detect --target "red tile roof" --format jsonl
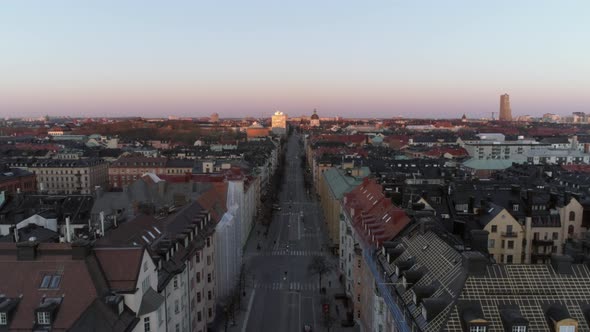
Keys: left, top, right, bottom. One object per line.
{"left": 0, "top": 243, "right": 98, "bottom": 330}
{"left": 94, "top": 247, "right": 144, "bottom": 292}
{"left": 344, "top": 178, "right": 410, "bottom": 247}
{"left": 196, "top": 182, "right": 228, "bottom": 222}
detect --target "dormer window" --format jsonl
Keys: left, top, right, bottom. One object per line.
{"left": 512, "top": 327, "right": 526, "bottom": 332}
{"left": 559, "top": 327, "right": 575, "bottom": 332}
{"left": 37, "top": 311, "right": 51, "bottom": 325}
{"left": 469, "top": 326, "right": 486, "bottom": 332}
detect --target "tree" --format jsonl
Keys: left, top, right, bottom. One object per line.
{"left": 308, "top": 255, "right": 335, "bottom": 292}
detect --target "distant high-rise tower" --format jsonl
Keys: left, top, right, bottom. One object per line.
{"left": 209, "top": 113, "right": 219, "bottom": 123}
{"left": 499, "top": 94, "right": 512, "bottom": 121}
{"left": 271, "top": 110, "right": 288, "bottom": 135}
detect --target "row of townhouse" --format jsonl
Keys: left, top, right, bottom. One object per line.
{"left": 96, "top": 202, "right": 217, "bottom": 332}
{"left": 325, "top": 172, "right": 590, "bottom": 331}
{"left": 0, "top": 202, "right": 215, "bottom": 332}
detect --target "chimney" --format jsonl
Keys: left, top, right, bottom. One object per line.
{"left": 470, "top": 230, "right": 489, "bottom": 254}
{"left": 65, "top": 217, "right": 72, "bottom": 243}
{"left": 16, "top": 240, "right": 39, "bottom": 261}
{"left": 100, "top": 211, "right": 105, "bottom": 236}
{"left": 550, "top": 254, "right": 573, "bottom": 274}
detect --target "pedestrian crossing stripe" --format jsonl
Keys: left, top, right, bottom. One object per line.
{"left": 253, "top": 282, "right": 320, "bottom": 291}
{"left": 244, "top": 250, "right": 327, "bottom": 257}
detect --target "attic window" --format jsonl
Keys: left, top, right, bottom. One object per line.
{"left": 39, "top": 275, "right": 61, "bottom": 289}
{"left": 37, "top": 311, "right": 51, "bottom": 325}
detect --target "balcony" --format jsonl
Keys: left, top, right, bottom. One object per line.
{"left": 501, "top": 232, "right": 518, "bottom": 238}
{"left": 532, "top": 238, "right": 554, "bottom": 246}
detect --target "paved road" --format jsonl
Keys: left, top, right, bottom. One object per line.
{"left": 234, "top": 132, "right": 346, "bottom": 332}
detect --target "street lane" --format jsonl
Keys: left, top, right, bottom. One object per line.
{"left": 239, "top": 131, "right": 346, "bottom": 332}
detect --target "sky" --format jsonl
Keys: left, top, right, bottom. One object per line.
{"left": 1, "top": 1, "right": 589, "bottom": 119}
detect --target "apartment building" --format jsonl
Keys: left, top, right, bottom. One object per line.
{"left": 97, "top": 202, "right": 217, "bottom": 332}
{"left": 18, "top": 158, "right": 108, "bottom": 194}
{"left": 373, "top": 219, "right": 590, "bottom": 332}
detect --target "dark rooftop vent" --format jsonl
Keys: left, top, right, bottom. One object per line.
{"left": 394, "top": 257, "right": 415, "bottom": 276}
{"left": 105, "top": 295, "right": 124, "bottom": 316}
{"left": 462, "top": 251, "right": 489, "bottom": 276}
{"left": 545, "top": 303, "right": 572, "bottom": 324}
{"left": 499, "top": 306, "right": 529, "bottom": 332}
{"left": 386, "top": 246, "right": 404, "bottom": 263}
{"left": 411, "top": 284, "right": 436, "bottom": 305}
{"left": 550, "top": 254, "right": 574, "bottom": 274}
{"left": 16, "top": 240, "right": 39, "bottom": 261}
{"left": 421, "top": 297, "right": 449, "bottom": 321}
{"left": 402, "top": 267, "right": 426, "bottom": 289}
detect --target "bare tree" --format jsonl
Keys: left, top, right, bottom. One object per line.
{"left": 308, "top": 255, "right": 335, "bottom": 292}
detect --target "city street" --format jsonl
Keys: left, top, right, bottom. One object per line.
{"left": 231, "top": 132, "right": 355, "bottom": 332}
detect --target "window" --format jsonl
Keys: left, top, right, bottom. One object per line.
{"left": 208, "top": 307, "right": 212, "bottom": 317}
{"left": 40, "top": 275, "right": 61, "bottom": 289}
{"left": 507, "top": 240, "right": 514, "bottom": 249}
{"left": 158, "top": 306, "right": 164, "bottom": 326}
{"left": 552, "top": 232, "right": 559, "bottom": 240}
{"left": 197, "top": 292, "right": 201, "bottom": 303}
{"left": 144, "top": 317, "right": 151, "bottom": 332}
{"left": 143, "top": 261, "right": 148, "bottom": 272}
{"left": 37, "top": 312, "right": 51, "bottom": 325}
{"left": 506, "top": 255, "right": 513, "bottom": 263}
{"left": 506, "top": 225, "right": 513, "bottom": 233}
{"left": 175, "top": 323, "right": 180, "bottom": 332}
{"left": 491, "top": 225, "right": 497, "bottom": 233}
{"left": 207, "top": 273, "right": 211, "bottom": 283}
{"left": 470, "top": 326, "right": 486, "bottom": 332}
{"left": 207, "top": 237, "right": 211, "bottom": 247}
{"left": 559, "top": 327, "right": 575, "bottom": 332}
{"left": 488, "top": 239, "right": 495, "bottom": 248}
{"left": 174, "top": 276, "right": 178, "bottom": 289}
{"left": 175, "top": 300, "right": 179, "bottom": 314}
{"left": 207, "top": 256, "right": 211, "bottom": 266}
{"left": 569, "top": 211, "right": 575, "bottom": 221}
{"left": 501, "top": 240, "right": 505, "bottom": 249}
{"left": 0, "top": 312, "right": 7, "bottom": 325}
{"left": 208, "top": 290, "right": 212, "bottom": 300}
{"left": 196, "top": 253, "right": 200, "bottom": 263}
{"left": 196, "top": 272, "right": 201, "bottom": 283}
{"left": 197, "top": 311, "right": 202, "bottom": 322}
{"left": 512, "top": 326, "right": 526, "bottom": 332}
{"left": 142, "top": 276, "right": 151, "bottom": 293}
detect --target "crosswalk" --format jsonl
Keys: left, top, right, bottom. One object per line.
{"left": 247, "top": 250, "right": 325, "bottom": 257}
{"left": 254, "top": 282, "right": 320, "bottom": 291}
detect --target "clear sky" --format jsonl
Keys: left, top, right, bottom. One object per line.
{"left": 1, "top": 1, "right": 589, "bottom": 118}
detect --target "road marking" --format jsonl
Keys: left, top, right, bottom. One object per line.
{"left": 241, "top": 288, "right": 256, "bottom": 332}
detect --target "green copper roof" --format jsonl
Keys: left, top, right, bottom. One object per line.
{"left": 322, "top": 167, "right": 370, "bottom": 199}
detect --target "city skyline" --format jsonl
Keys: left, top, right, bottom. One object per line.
{"left": 1, "top": 1, "right": 589, "bottom": 118}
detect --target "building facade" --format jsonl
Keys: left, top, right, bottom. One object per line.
{"left": 499, "top": 93, "right": 512, "bottom": 121}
